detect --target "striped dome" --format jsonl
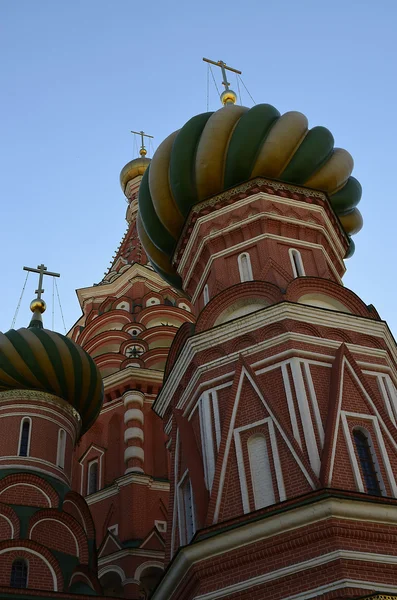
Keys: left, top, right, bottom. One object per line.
{"left": 138, "top": 103, "right": 362, "bottom": 289}
{"left": 0, "top": 326, "right": 103, "bottom": 433}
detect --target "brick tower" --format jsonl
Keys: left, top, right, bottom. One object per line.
{"left": 0, "top": 295, "right": 107, "bottom": 597}
{"left": 69, "top": 146, "right": 194, "bottom": 599}
{"left": 137, "top": 91, "right": 397, "bottom": 599}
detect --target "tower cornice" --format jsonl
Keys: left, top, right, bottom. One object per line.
{"left": 154, "top": 301, "right": 397, "bottom": 418}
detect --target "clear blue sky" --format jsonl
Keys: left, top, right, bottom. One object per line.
{"left": 1, "top": 0, "right": 397, "bottom": 336}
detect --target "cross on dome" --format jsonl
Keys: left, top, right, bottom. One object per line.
{"left": 203, "top": 57, "right": 241, "bottom": 105}
{"left": 131, "top": 129, "right": 154, "bottom": 157}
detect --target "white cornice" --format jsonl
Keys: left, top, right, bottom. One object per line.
{"left": 178, "top": 192, "right": 346, "bottom": 275}
{"left": 85, "top": 471, "right": 169, "bottom": 505}
{"left": 154, "top": 302, "right": 397, "bottom": 418}
{"left": 190, "top": 235, "right": 343, "bottom": 304}
{"left": 76, "top": 264, "right": 167, "bottom": 306}
{"left": 151, "top": 497, "right": 397, "bottom": 600}
{"left": 98, "top": 548, "right": 164, "bottom": 566}
{"left": 103, "top": 365, "right": 164, "bottom": 391}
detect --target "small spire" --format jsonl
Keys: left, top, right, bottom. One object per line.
{"left": 131, "top": 130, "right": 154, "bottom": 158}
{"left": 203, "top": 57, "right": 241, "bottom": 105}
{"left": 23, "top": 264, "right": 60, "bottom": 329}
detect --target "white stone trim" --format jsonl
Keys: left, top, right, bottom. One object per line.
{"left": 302, "top": 361, "right": 324, "bottom": 447}
{"left": 124, "top": 446, "right": 144, "bottom": 462}
{"left": 134, "top": 560, "right": 164, "bottom": 581}
{"left": 154, "top": 302, "right": 397, "bottom": 418}
{"left": 194, "top": 559, "right": 396, "bottom": 600}
{"left": 124, "top": 427, "right": 144, "bottom": 443}
{"left": 0, "top": 482, "right": 52, "bottom": 506}
{"left": 281, "top": 363, "right": 302, "bottom": 447}
{"left": 123, "top": 391, "right": 145, "bottom": 408}
{"left": 0, "top": 513, "right": 14, "bottom": 538}
{"left": 290, "top": 359, "right": 320, "bottom": 474}
{"left": 124, "top": 409, "right": 144, "bottom": 425}
{"left": 199, "top": 392, "right": 216, "bottom": 491}
{"left": 151, "top": 498, "right": 397, "bottom": 600}
{"left": 214, "top": 367, "right": 315, "bottom": 523}
{"left": 98, "top": 564, "right": 126, "bottom": 582}
{"left": 30, "top": 518, "right": 79, "bottom": 556}
{"left": 171, "top": 430, "right": 180, "bottom": 559}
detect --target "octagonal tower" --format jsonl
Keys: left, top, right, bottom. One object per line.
{"left": 138, "top": 98, "right": 397, "bottom": 600}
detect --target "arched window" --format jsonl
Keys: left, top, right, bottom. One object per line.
{"left": 238, "top": 252, "right": 254, "bottom": 283}
{"left": 10, "top": 558, "right": 28, "bottom": 588}
{"left": 247, "top": 434, "right": 275, "bottom": 509}
{"left": 87, "top": 460, "right": 98, "bottom": 495}
{"left": 18, "top": 418, "right": 31, "bottom": 457}
{"left": 203, "top": 284, "right": 209, "bottom": 306}
{"left": 57, "top": 429, "right": 66, "bottom": 469}
{"left": 353, "top": 429, "right": 381, "bottom": 496}
{"left": 289, "top": 248, "right": 305, "bottom": 277}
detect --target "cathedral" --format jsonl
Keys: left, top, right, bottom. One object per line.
{"left": 0, "top": 62, "right": 397, "bottom": 600}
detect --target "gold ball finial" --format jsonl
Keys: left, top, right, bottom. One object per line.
{"left": 221, "top": 89, "right": 237, "bottom": 105}
{"left": 30, "top": 298, "right": 46, "bottom": 314}
{"left": 139, "top": 148, "right": 147, "bottom": 157}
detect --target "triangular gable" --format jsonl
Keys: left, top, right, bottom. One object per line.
{"left": 98, "top": 531, "right": 122, "bottom": 558}
{"left": 78, "top": 443, "right": 106, "bottom": 464}
{"left": 139, "top": 528, "right": 165, "bottom": 551}
{"left": 208, "top": 356, "right": 319, "bottom": 525}
{"left": 321, "top": 344, "right": 397, "bottom": 489}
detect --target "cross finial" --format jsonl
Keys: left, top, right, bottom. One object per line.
{"left": 131, "top": 130, "right": 154, "bottom": 158}
{"left": 23, "top": 264, "right": 60, "bottom": 325}
{"left": 203, "top": 57, "right": 241, "bottom": 105}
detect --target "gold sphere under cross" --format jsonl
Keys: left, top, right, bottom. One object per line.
{"left": 221, "top": 89, "right": 237, "bottom": 105}
{"left": 30, "top": 299, "right": 46, "bottom": 314}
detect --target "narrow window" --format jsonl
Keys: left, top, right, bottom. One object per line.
{"left": 248, "top": 434, "right": 275, "bottom": 509}
{"left": 180, "top": 475, "right": 195, "bottom": 543}
{"left": 10, "top": 558, "right": 28, "bottom": 588}
{"left": 238, "top": 252, "right": 253, "bottom": 282}
{"left": 289, "top": 248, "right": 305, "bottom": 277}
{"left": 57, "top": 429, "right": 66, "bottom": 469}
{"left": 203, "top": 284, "right": 209, "bottom": 306}
{"left": 353, "top": 429, "right": 381, "bottom": 496}
{"left": 87, "top": 460, "right": 99, "bottom": 495}
{"left": 18, "top": 419, "right": 31, "bottom": 457}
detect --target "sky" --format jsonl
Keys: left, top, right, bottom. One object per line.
{"left": 1, "top": 0, "right": 397, "bottom": 336}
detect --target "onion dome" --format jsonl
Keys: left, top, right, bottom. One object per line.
{"left": 120, "top": 156, "right": 151, "bottom": 196}
{"left": 138, "top": 103, "right": 363, "bottom": 289}
{"left": 0, "top": 318, "right": 104, "bottom": 434}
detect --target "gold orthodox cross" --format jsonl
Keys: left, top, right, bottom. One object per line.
{"left": 23, "top": 264, "right": 60, "bottom": 300}
{"left": 202, "top": 57, "right": 241, "bottom": 92}
{"left": 131, "top": 130, "right": 154, "bottom": 157}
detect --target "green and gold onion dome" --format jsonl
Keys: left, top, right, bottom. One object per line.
{"left": 0, "top": 301, "right": 103, "bottom": 434}
{"left": 138, "top": 103, "right": 363, "bottom": 289}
